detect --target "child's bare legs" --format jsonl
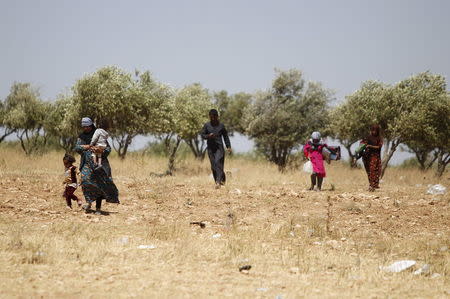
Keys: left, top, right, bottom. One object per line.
{"left": 317, "top": 176, "right": 323, "bottom": 191}
{"left": 309, "top": 174, "right": 317, "bottom": 190}
{"left": 94, "top": 146, "right": 105, "bottom": 169}
{"left": 309, "top": 174, "right": 323, "bottom": 191}
{"left": 91, "top": 153, "right": 98, "bottom": 165}
{"left": 64, "top": 186, "right": 80, "bottom": 208}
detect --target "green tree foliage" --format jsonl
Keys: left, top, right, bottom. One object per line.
{"left": 67, "top": 66, "right": 136, "bottom": 158}
{"left": 0, "top": 99, "right": 16, "bottom": 143}
{"left": 64, "top": 66, "right": 170, "bottom": 159}
{"left": 328, "top": 102, "right": 365, "bottom": 167}
{"left": 332, "top": 81, "right": 403, "bottom": 176}
{"left": 395, "top": 72, "right": 450, "bottom": 176}
{"left": 330, "top": 72, "right": 449, "bottom": 177}
{"left": 329, "top": 81, "right": 393, "bottom": 168}
{"left": 174, "top": 83, "right": 213, "bottom": 160}
{"left": 244, "top": 69, "right": 331, "bottom": 171}
{"left": 144, "top": 86, "right": 181, "bottom": 175}
{"left": 213, "top": 90, "right": 252, "bottom": 135}
{"left": 3, "top": 83, "right": 49, "bottom": 154}
{"left": 45, "top": 95, "right": 79, "bottom": 152}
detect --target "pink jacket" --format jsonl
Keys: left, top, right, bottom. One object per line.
{"left": 303, "top": 141, "right": 327, "bottom": 177}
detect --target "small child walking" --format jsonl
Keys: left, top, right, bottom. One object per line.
{"left": 303, "top": 131, "right": 330, "bottom": 191}
{"left": 89, "top": 120, "right": 109, "bottom": 169}
{"left": 63, "top": 154, "right": 82, "bottom": 208}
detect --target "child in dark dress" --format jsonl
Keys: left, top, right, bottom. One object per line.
{"left": 62, "top": 154, "right": 82, "bottom": 208}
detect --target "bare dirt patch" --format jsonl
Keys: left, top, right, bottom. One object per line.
{"left": 0, "top": 149, "right": 448, "bottom": 298}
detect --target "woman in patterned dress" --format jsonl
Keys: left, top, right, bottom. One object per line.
{"left": 361, "top": 124, "right": 383, "bottom": 192}
{"left": 74, "top": 117, "right": 119, "bottom": 214}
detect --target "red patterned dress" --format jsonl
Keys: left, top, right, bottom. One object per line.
{"left": 361, "top": 137, "right": 382, "bottom": 189}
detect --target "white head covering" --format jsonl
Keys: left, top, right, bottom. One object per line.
{"left": 81, "top": 117, "right": 93, "bottom": 127}
{"left": 311, "top": 131, "right": 321, "bottom": 140}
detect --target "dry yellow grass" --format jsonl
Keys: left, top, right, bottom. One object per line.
{"left": 0, "top": 148, "right": 449, "bottom": 298}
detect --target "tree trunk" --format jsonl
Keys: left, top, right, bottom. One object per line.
{"left": 185, "top": 137, "right": 207, "bottom": 161}
{"left": 119, "top": 135, "right": 134, "bottom": 160}
{"left": 380, "top": 138, "right": 401, "bottom": 178}
{"left": 435, "top": 149, "right": 449, "bottom": 177}
{"left": 426, "top": 150, "right": 439, "bottom": 170}
{"left": 113, "top": 134, "right": 135, "bottom": 160}
{"left": 18, "top": 130, "right": 29, "bottom": 155}
{"left": 17, "top": 129, "right": 42, "bottom": 155}
{"left": 166, "top": 136, "right": 182, "bottom": 175}
{"left": 60, "top": 137, "right": 77, "bottom": 153}
{"left": 343, "top": 143, "right": 357, "bottom": 168}
{"left": 0, "top": 128, "right": 15, "bottom": 143}
{"left": 414, "top": 151, "right": 427, "bottom": 170}
{"left": 275, "top": 147, "right": 290, "bottom": 172}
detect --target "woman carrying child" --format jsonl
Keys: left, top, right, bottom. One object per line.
{"left": 74, "top": 117, "right": 119, "bottom": 215}
{"left": 361, "top": 124, "right": 383, "bottom": 192}
{"left": 303, "top": 131, "right": 330, "bottom": 191}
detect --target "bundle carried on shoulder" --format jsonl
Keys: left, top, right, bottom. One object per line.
{"left": 322, "top": 146, "right": 341, "bottom": 161}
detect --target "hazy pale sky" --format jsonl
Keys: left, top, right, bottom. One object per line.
{"left": 1, "top": 0, "right": 449, "bottom": 100}
{"left": 1, "top": 0, "right": 449, "bottom": 160}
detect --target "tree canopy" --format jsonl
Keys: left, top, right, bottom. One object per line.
{"left": 244, "top": 69, "right": 332, "bottom": 170}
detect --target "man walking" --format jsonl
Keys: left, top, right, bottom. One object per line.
{"left": 200, "top": 109, "right": 232, "bottom": 188}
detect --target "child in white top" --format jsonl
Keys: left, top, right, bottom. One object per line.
{"left": 90, "top": 120, "right": 109, "bottom": 168}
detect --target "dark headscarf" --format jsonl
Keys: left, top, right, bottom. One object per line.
{"left": 78, "top": 124, "right": 96, "bottom": 144}
{"left": 367, "top": 124, "right": 381, "bottom": 145}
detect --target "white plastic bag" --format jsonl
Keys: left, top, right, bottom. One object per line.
{"left": 380, "top": 260, "right": 416, "bottom": 273}
{"left": 426, "top": 184, "right": 446, "bottom": 195}
{"left": 302, "top": 161, "right": 313, "bottom": 174}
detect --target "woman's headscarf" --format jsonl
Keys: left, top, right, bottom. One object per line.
{"left": 367, "top": 124, "right": 381, "bottom": 145}
{"left": 78, "top": 125, "right": 96, "bottom": 144}
{"left": 78, "top": 117, "right": 96, "bottom": 144}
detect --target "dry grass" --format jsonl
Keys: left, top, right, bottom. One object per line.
{"left": 0, "top": 148, "right": 449, "bottom": 298}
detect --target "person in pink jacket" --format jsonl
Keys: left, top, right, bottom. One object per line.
{"left": 303, "top": 131, "right": 329, "bottom": 191}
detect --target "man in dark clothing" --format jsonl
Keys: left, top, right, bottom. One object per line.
{"left": 200, "top": 109, "right": 232, "bottom": 188}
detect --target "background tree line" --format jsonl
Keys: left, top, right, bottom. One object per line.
{"left": 0, "top": 66, "right": 448, "bottom": 176}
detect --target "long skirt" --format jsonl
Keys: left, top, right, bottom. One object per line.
{"left": 363, "top": 154, "right": 381, "bottom": 188}
{"left": 80, "top": 151, "right": 119, "bottom": 204}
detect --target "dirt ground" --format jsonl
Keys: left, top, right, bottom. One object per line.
{"left": 0, "top": 149, "right": 449, "bottom": 298}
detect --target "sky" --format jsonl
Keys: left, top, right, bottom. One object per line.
{"left": 1, "top": 0, "right": 449, "bottom": 162}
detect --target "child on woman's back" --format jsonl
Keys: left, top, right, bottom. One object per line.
{"left": 62, "top": 154, "right": 82, "bottom": 208}
{"left": 303, "top": 131, "right": 330, "bottom": 191}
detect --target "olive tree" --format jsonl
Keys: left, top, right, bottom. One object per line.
{"left": 331, "top": 72, "right": 449, "bottom": 177}
{"left": 65, "top": 66, "right": 158, "bottom": 159}
{"left": 328, "top": 102, "right": 367, "bottom": 167}
{"left": 174, "top": 83, "right": 213, "bottom": 160}
{"left": 244, "top": 69, "right": 331, "bottom": 171}
{"left": 3, "top": 82, "right": 49, "bottom": 154}
{"left": 213, "top": 90, "right": 252, "bottom": 135}
{"left": 395, "top": 72, "right": 450, "bottom": 176}
{"left": 0, "top": 99, "right": 16, "bottom": 143}
{"left": 45, "top": 95, "right": 79, "bottom": 152}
